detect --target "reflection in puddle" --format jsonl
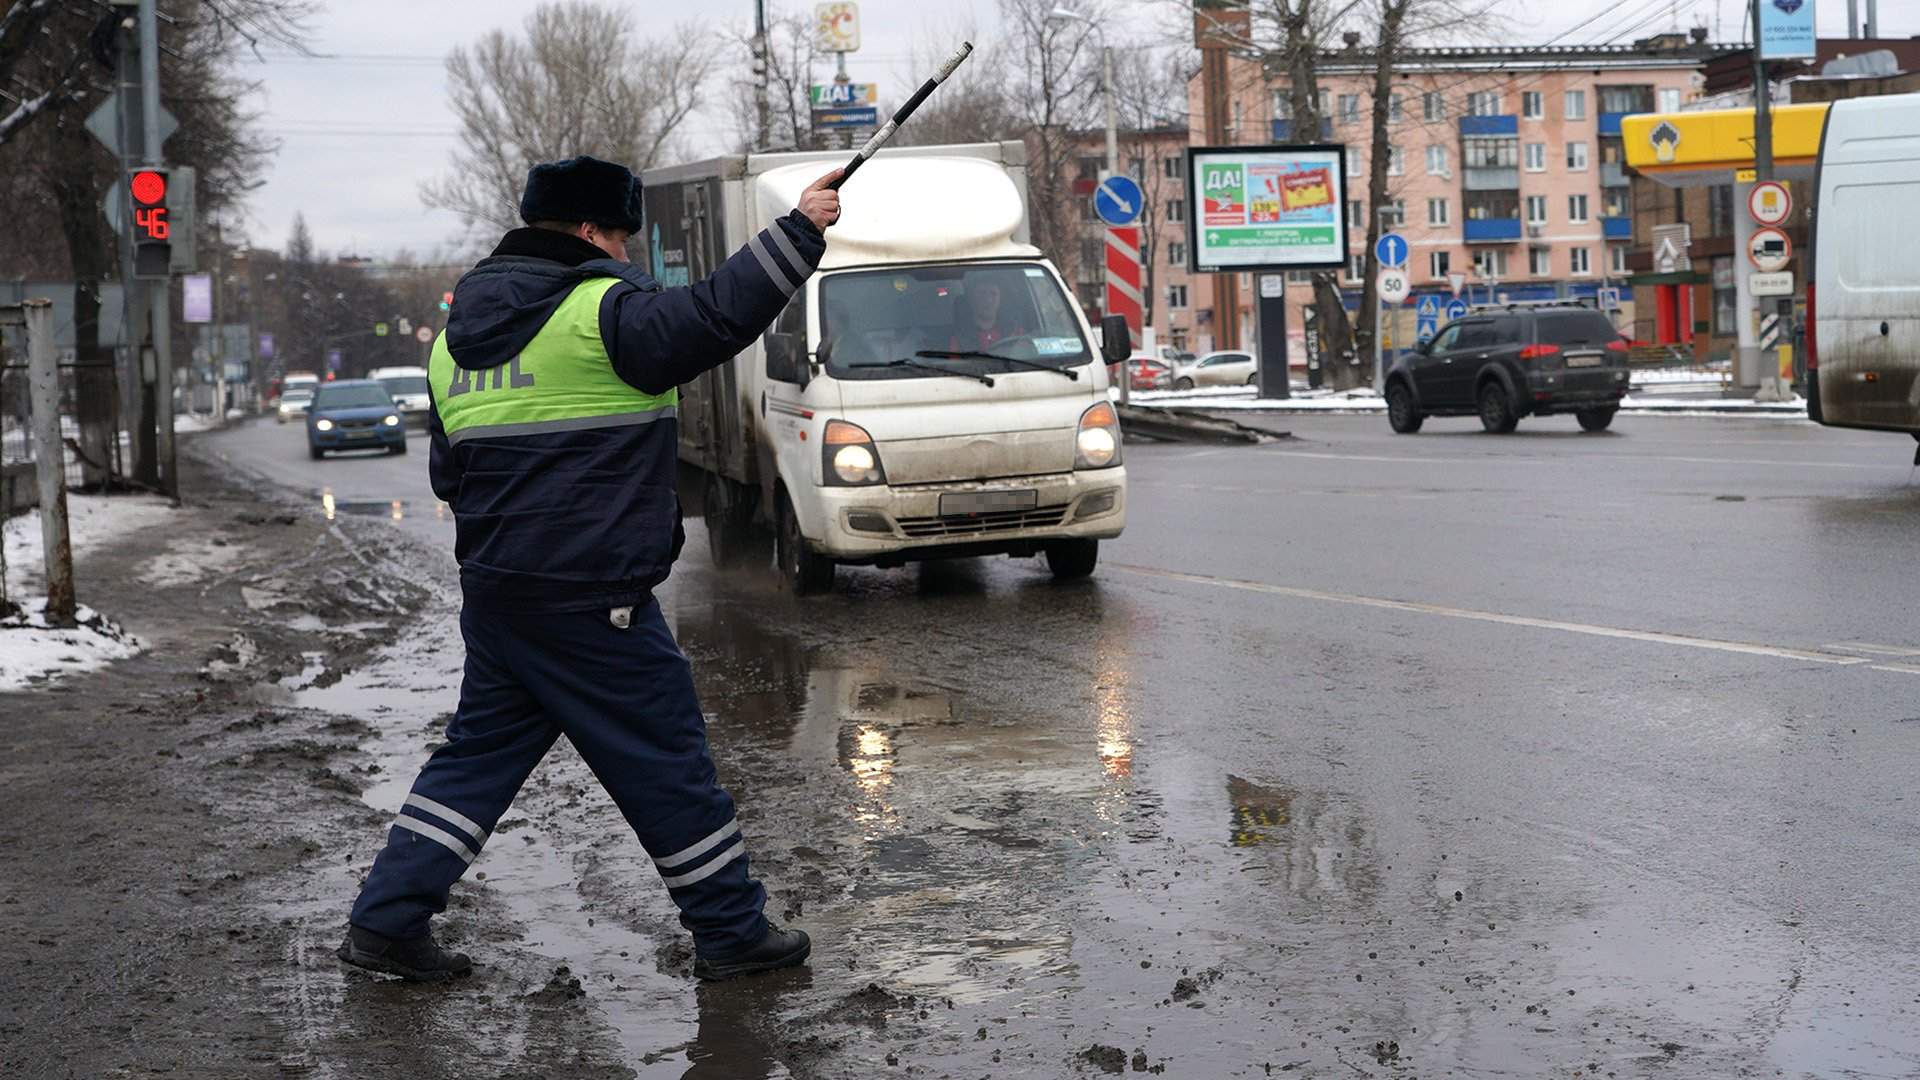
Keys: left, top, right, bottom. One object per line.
{"left": 1225, "top": 774, "right": 1382, "bottom": 905}
{"left": 319, "top": 487, "right": 450, "bottom": 522}
{"left": 1093, "top": 648, "right": 1133, "bottom": 779}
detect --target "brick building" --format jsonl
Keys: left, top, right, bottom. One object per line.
{"left": 1181, "top": 34, "right": 1720, "bottom": 363}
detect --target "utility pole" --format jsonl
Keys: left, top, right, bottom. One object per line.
{"left": 23, "top": 300, "right": 77, "bottom": 627}
{"left": 753, "top": 0, "right": 771, "bottom": 151}
{"left": 1746, "top": 0, "right": 1795, "bottom": 402}
{"left": 139, "top": 0, "right": 177, "bottom": 503}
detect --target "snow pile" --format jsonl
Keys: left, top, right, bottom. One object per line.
{"left": 0, "top": 600, "right": 142, "bottom": 692}
{"left": 4, "top": 495, "right": 178, "bottom": 595}
{"left": 140, "top": 536, "right": 246, "bottom": 588}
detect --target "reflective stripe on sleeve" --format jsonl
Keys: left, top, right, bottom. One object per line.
{"left": 393, "top": 814, "right": 479, "bottom": 864}
{"left": 653, "top": 819, "right": 740, "bottom": 870}
{"left": 747, "top": 233, "right": 799, "bottom": 296}
{"left": 659, "top": 840, "right": 746, "bottom": 889}
{"left": 404, "top": 793, "right": 487, "bottom": 843}
{"left": 764, "top": 223, "right": 810, "bottom": 282}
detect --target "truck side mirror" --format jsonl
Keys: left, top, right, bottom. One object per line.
{"left": 1100, "top": 315, "right": 1131, "bottom": 364}
{"left": 766, "top": 333, "right": 808, "bottom": 387}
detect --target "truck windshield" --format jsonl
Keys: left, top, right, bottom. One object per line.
{"left": 819, "top": 263, "right": 1090, "bottom": 380}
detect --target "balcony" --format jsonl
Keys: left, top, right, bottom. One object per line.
{"left": 1602, "top": 216, "right": 1632, "bottom": 240}
{"left": 1459, "top": 114, "right": 1518, "bottom": 137}
{"left": 1464, "top": 218, "right": 1523, "bottom": 243}
{"left": 1463, "top": 166, "right": 1520, "bottom": 191}
{"left": 1598, "top": 112, "right": 1630, "bottom": 137}
{"left": 1271, "top": 118, "right": 1333, "bottom": 142}
{"left": 1600, "top": 161, "right": 1629, "bottom": 187}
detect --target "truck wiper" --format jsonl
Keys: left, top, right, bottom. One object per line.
{"left": 847, "top": 358, "right": 996, "bottom": 387}
{"left": 916, "top": 349, "right": 1080, "bottom": 380}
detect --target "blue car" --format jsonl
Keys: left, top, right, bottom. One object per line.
{"left": 306, "top": 379, "right": 408, "bottom": 459}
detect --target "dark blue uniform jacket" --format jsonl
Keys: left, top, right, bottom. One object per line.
{"left": 430, "top": 212, "right": 825, "bottom": 612}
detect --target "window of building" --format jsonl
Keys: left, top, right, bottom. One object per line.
{"left": 1523, "top": 142, "right": 1545, "bottom": 172}
{"left": 1430, "top": 250, "right": 1451, "bottom": 278}
{"left": 1426, "top": 144, "right": 1448, "bottom": 175}
{"left": 1569, "top": 247, "right": 1591, "bottom": 275}
{"left": 1566, "top": 141, "right": 1589, "bottom": 170}
{"left": 1168, "top": 241, "right": 1186, "bottom": 265}
{"left": 1713, "top": 256, "right": 1736, "bottom": 333}
{"left": 1609, "top": 244, "right": 1628, "bottom": 274}
{"left": 1428, "top": 197, "right": 1449, "bottom": 226}
{"left": 1387, "top": 94, "right": 1404, "bottom": 122}
{"left": 1708, "top": 183, "right": 1734, "bottom": 235}
{"left": 1171, "top": 329, "right": 1188, "bottom": 350}
{"left": 1083, "top": 196, "right": 1103, "bottom": 222}
{"left": 1168, "top": 199, "right": 1185, "bottom": 223}
{"left": 1347, "top": 253, "right": 1366, "bottom": 281}
{"left": 1286, "top": 270, "right": 1314, "bottom": 284}
{"left": 1463, "top": 137, "right": 1518, "bottom": 168}
{"left": 1525, "top": 194, "right": 1548, "bottom": 224}
{"left": 1163, "top": 156, "right": 1182, "bottom": 179}
{"left": 1348, "top": 200, "right": 1365, "bottom": 228}
{"left": 1464, "top": 190, "right": 1519, "bottom": 221}
{"left": 1272, "top": 89, "right": 1290, "bottom": 119}
{"left": 1602, "top": 187, "right": 1629, "bottom": 218}
{"left": 1658, "top": 87, "right": 1681, "bottom": 113}
{"left": 1472, "top": 249, "right": 1508, "bottom": 277}
{"left": 1423, "top": 90, "right": 1446, "bottom": 121}
{"left": 1382, "top": 199, "right": 1406, "bottom": 228}
{"left": 1347, "top": 153, "right": 1361, "bottom": 177}
{"left": 1076, "top": 155, "right": 1102, "bottom": 181}
{"left": 1522, "top": 91, "right": 1543, "bottom": 119}
{"left": 1568, "top": 193, "right": 1589, "bottom": 222}
{"left": 1338, "top": 94, "right": 1361, "bottom": 124}
{"left": 1388, "top": 145, "right": 1404, "bottom": 175}
{"left": 1598, "top": 85, "right": 1653, "bottom": 114}
{"left": 1128, "top": 158, "right": 1145, "bottom": 180}
{"left": 1564, "top": 89, "right": 1587, "bottom": 121}
{"left": 1529, "top": 247, "right": 1551, "bottom": 276}
{"left": 1468, "top": 91, "right": 1501, "bottom": 116}
{"left": 1078, "top": 238, "right": 1103, "bottom": 281}
{"left": 1168, "top": 284, "right": 1188, "bottom": 309}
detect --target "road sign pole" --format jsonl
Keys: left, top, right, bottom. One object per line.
{"left": 1732, "top": 178, "right": 1761, "bottom": 393}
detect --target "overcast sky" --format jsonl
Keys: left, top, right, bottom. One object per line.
{"left": 234, "top": 1, "right": 1917, "bottom": 260}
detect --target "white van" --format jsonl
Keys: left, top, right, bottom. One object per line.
{"left": 646, "top": 143, "right": 1129, "bottom": 594}
{"left": 370, "top": 366, "right": 432, "bottom": 427}
{"left": 1809, "top": 92, "right": 1920, "bottom": 441}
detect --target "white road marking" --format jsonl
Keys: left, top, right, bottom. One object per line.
{"left": 1248, "top": 447, "right": 1905, "bottom": 472}
{"left": 1113, "top": 563, "right": 1882, "bottom": 668}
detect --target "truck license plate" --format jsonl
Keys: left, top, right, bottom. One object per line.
{"left": 940, "top": 489, "right": 1037, "bottom": 516}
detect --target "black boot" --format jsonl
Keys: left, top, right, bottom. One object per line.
{"left": 337, "top": 925, "right": 473, "bottom": 982}
{"left": 693, "top": 922, "right": 811, "bottom": 982}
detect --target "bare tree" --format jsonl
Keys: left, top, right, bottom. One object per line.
{"left": 422, "top": 3, "right": 717, "bottom": 235}
{"left": 892, "top": 18, "right": 1021, "bottom": 148}
{"left": 723, "top": 8, "right": 824, "bottom": 153}
{"left": 1000, "top": 0, "right": 1109, "bottom": 273}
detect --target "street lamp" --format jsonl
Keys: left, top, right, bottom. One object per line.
{"left": 1048, "top": 5, "right": 1127, "bottom": 400}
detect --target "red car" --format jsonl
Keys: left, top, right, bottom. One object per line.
{"left": 1106, "top": 356, "right": 1172, "bottom": 391}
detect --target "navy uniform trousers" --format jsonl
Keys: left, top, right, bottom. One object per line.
{"left": 349, "top": 599, "right": 766, "bottom": 954}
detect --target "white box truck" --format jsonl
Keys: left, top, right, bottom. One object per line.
{"left": 645, "top": 142, "right": 1130, "bottom": 594}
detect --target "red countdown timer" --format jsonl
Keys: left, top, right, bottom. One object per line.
{"left": 130, "top": 169, "right": 169, "bottom": 240}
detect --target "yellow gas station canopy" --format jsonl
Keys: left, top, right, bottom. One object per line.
{"left": 1623, "top": 103, "right": 1829, "bottom": 186}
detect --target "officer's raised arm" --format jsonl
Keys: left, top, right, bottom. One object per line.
{"left": 600, "top": 168, "right": 843, "bottom": 395}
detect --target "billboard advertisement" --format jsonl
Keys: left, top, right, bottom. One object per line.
{"left": 1187, "top": 144, "right": 1350, "bottom": 273}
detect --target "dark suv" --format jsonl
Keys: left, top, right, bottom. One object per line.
{"left": 1384, "top": 304, "right": 1631, "bottom": 434}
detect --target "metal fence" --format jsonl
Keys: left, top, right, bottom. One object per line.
{"left": 0, "top": 354, "right": 128, "bottom": 522}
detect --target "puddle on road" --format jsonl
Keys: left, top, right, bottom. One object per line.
{"left": 318, "top": 488, "right": 450, "bottom": 523}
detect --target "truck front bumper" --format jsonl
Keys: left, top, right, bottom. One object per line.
{"left": 809, "top": 467, "right": 1127, "bottom": 565}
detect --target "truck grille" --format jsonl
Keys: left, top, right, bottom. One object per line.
{"left": 895, "top": 506, "right": 1069, "bottom": 538}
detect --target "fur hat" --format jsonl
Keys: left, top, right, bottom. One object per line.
{"left": 518, "top": 156, "right": 642, "bottom": 233}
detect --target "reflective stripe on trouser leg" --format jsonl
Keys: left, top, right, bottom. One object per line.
{"left": 349, "top": 606, "right": 561, "bottom": 940}
{"left": 509, "top": 601, "right": 768, "bottom": 954}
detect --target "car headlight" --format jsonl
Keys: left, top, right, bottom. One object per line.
{"left": 822, "top": 420, "right": 885, "bottom": 485}
{"left": 314, "top": 418, "right": 334, "bottom": 432}
{"left": 1075, "top": 402, "right": 1121, "bottom": 469}
{"left": 383, "top": 415, "right": 401, "bottom": 427}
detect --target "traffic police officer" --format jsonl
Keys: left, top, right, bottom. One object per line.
{"left": 338, "top": 155, "right": 841, "bottom": 982}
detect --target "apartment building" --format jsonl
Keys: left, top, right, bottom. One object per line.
{"left": 1179, "top": 34, "right": 1716, "bottom": 358}
{"left": 1054, "top": 125, "right": 1195, "bottom": 352}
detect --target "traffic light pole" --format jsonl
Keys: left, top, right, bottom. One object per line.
{"left": 139, "top": 0, "right": 177, "bottom": 501}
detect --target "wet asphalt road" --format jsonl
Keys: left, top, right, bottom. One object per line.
{"left": 202, "top": 413, "right": 1920, "bottom": 1077}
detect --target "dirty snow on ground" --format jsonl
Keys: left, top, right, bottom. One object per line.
{"left": 2, "top": 494, "right": 176, "bottom": 689}
{"left": 0, "top": 600, "right": 141, "bottom": 691}
{"left": 139, "top": 536, "right": 247, "bottom": 588}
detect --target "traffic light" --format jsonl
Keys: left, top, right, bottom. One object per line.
{"left": 439, "top": 291, "right": 453, "bottom": 312}
{"left": 130, "top": 168, "right": 171, "bottom": 279}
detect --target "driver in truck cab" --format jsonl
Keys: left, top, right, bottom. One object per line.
{"left": 337, "top": 154, "right": 843, "bottom": 984}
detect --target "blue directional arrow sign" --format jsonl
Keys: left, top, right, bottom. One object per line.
{"left": 1444, "top": 298, "right": 1469, "bottom": 321}
{"left": 1375, "top": 232, "right": 1409, "bottom": 268}
{"left": 1094, "top": 175, "right": 1144, "bottom": 227}
{"left": 1416, "top": 295, "right": 1441, "bottom": 319}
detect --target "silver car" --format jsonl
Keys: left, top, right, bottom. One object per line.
{"left": 1172, "top": 350, "right": 1257, "bottom": 390}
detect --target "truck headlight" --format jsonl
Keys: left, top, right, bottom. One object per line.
{"left": 314, "top": 418, "right": 335, "bottom": 432}
{"left": 823, "top": 420, "right": 885, "bottom": 485}
{"left": 383, "top": 415, "right": 401, "bottom": 427}
{"left": 1075, "top": 402, "right": 1121, "bottom": 469}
